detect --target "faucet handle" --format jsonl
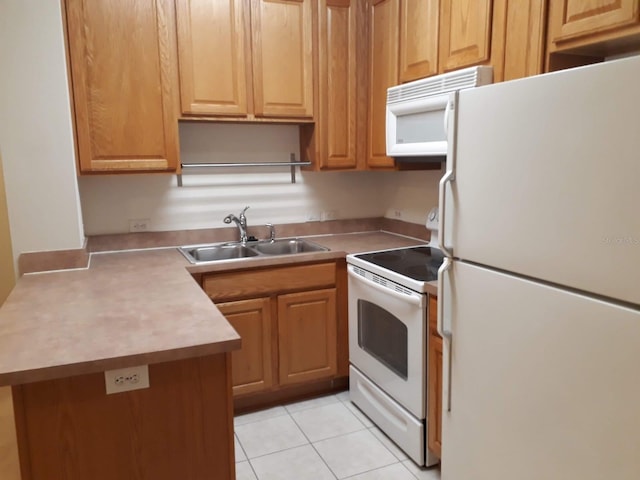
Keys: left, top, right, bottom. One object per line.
{"left": 265, "top": 223, "right": 276, "bottom": 242}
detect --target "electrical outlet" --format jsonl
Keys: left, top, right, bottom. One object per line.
{"left": 306, "top": 211, "right": 321, "bottom": 222}
{"left": 393, "top": 209, "right": 403, "bottom": 219}
{"left": 321, "top": 210, "right": 338, "bottom": 221}
{"left": 105, "top": 365, "right": 150, "bottom": 394}
{"left": 128, "top": 218, "right": 150, "bottom": 233}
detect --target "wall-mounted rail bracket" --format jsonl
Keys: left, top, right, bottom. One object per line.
{"left": 176, "top": 153, "right": 310, "bottom": 186}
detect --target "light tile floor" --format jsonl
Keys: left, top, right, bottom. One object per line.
{"left": 234, "top": 392, "right": 441, "bottom": 480}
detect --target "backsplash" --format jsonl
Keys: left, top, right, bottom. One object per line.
{"left": 79, "top": 123, "right": 442, "bottom": 235}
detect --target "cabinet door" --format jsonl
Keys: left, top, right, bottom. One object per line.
{"left": 278, "top": 289, "right": 337, "bottom": 385}
{"left": 175, "top": 0, "right": 250, "bottom": 116}
{"left": 65, "top": 0, "right": 179, "bottom": 172}
{"left": 399, "top": 0, "right": 439, "bottom": 82}
{"left": 427, "top": 296, "right": 442, "bottom": 458}
{"left": 251, "top": 0, "right": 314, "bottom": 117}
{"left": 439, "top": 0, "right": 493, "bottom": 72}
{"left": 217, "top": 297, "right": 274, "bottom": 396}
{"left": 367, "top": 0, "right": 400, "bottom": 168}
{"left": 317, "top": 0, "right": 358, "bottom": 169}
{"left": 548, "top": 0, "right": 640, "bottom": 45}
{"left": 503, "top": 0, "right": 546, "bottom": 81}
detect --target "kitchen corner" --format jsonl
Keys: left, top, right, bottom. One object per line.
{"left": 0, "top": 222, "right": 428, "bottom": 480}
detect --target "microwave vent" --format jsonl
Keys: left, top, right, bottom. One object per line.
{"left": 387, "top": 66, "right": 493, "bottom": 104}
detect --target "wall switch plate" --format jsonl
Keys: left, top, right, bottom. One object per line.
{"left": 105, "top": 365, "right": 150, "bottom": 394}
{"left": 128, "top": 218, "right": 150, "bottom": 232}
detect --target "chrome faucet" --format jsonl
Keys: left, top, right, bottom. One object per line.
{"left": 223, "top": 206, "right": 250, "bottom": 243}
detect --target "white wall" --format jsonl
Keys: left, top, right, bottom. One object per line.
{"left": 79, "top": 123, "right": 440, "bottom": 234}
{"left": 0, "top": 0, "right": 85, "bottom": 260}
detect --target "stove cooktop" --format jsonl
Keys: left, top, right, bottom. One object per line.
{"left": 353, "top": 246, "right": 444, "bottom": 283}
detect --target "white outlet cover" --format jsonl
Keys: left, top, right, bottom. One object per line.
{"left": 105, "top": 365, "right": 150, "bottom": 395}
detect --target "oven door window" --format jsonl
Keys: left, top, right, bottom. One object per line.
{"left": 357, "top": 300, "right": 408, "bottom": 380}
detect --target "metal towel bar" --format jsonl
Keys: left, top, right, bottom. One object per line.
{"left": 177, "top": 153, "right": 310, "bottom": 186}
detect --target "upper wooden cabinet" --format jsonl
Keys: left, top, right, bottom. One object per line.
{"left": 399, "top": 0, "right": 439, "bottom": 82}
{"left": 439, "top": 0, "right": 493, "bottom": 72}
{"left": 176, "top": 0, "right": 314, "bottom": 119}
{"left": 175, "top": 0, "right": 250, "bottom": 116}
{"left": 65, "top": 0, "right": 179, "bottom": 173}
{"left": 502, "top": 0, "right": 547, "bottom": 81}
{"left": 549, "top": 0, "right": 640, "bottom": 45}
{"left": 547, "top": 0, "right": 640, "bottom": 67}
{"left": 367, "top": 0, "right": 400, "bottom": 169}
{"left": 301, "top": 0, "right": 364, "bottom": 170}
{"left": 251, "top": 0, "right": 314, "bottom": 117}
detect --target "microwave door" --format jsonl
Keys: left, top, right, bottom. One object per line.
{"left": 386, "top": 92, "right": 452, "bottom": 157}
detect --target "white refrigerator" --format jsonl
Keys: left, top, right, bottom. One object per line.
{"left": 438, "top": 55, "right": 640, "bottom": 479}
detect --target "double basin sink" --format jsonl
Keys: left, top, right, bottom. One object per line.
{"left": 179, "top": 238, "right": 329, "bottom": 264}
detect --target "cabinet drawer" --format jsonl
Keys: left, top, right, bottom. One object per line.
{"left": 203, "top": 263, "right": 336, "bottom": 301}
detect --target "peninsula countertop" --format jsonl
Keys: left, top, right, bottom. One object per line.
{"left": 0, "top": 231, "right": 429, "bottom": 386}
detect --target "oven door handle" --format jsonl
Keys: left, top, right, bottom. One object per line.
{"left": 347, "top": 267, "right": 424, "bottom": 307}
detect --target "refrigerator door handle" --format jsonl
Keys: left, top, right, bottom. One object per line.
{"left": 443, "top": 98, "right": 451, "bottom": 136}
{"left": 438, "top": 170, "right": 454, "bottom": 257}
{"left": 437, "top": 257, "right": 453, "bottom": 412}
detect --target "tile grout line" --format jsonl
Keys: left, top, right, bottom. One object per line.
{"left": 288, "top": 409, "right": 340, "bottom": 479}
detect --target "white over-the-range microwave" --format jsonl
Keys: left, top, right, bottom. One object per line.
{"left": 385, "top": 66, "right": 493, "bottom": 160}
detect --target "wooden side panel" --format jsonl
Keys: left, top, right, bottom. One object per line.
{"left": 399, "top": 0, "right": 439, "bottom": 82}
{"left": 427, "top": 295, "right": 442, "bottom": 457}
{"left": 65, "top": 0, "right": 179, "bottom": 172}
{"left": 0, "top": 156, "right": 18, "bottom": 480}
{"left": 503, "top": 0, "right": 547, "bottom": 81}
{"left": 176, "top": 0, "right": 250, "bottom": 115}
{"left": 278, "top": 289, "right": 337, "bottom": 385}
{"left": 13, "top": 355, "right": 234, "bottom": 480}
{"left": 202, "top": 263, "right": 336, "bottom": 301}
{"left": 549, "top": 0, "right": 639, "bottom": 44}
{"left": 217, "top": 297, "right": 274, "bottom": 396}
{"left": 318, "top": 0, "right": 358, "bottom": 169}
{"left": 439, "top": 0, "right": 493, "bottom": 71}
{"left": 367, "top": 0, "right": 400, "bottom": 169}
{"left": 251, "top": 0, "right": 314, "bottom": 117}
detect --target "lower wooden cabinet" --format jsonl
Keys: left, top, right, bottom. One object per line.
{"left": 216, "top": 297, "right": 273, "bottom": 396}
{"left": 427, "top": 295, "right": 442, "bottom": 458}
{"left": 278, "top": 289, "right": 337, "bottom": 386}
{"left": 202, "top": 261, "right": 346, "bottom": 407}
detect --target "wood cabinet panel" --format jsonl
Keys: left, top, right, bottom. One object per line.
{"left": 251, "top": 0, "right": 314, "bottom": 117}
{"left": 13, "top": 354, "right": 234, "bottom": 480}
{"left": 367, "top": 0, "right": 400, "bottom": 168}
{"left": 217, "top": 298, "right": 273, "bottom": 396}
{"left": 203, "top": 263, "right": 336, "bottom": 301}
{"left": 317, "top": 0, "right": 358, "bottom": 169}
{"left": 439, "top": 0, "right": 493, "bottom": 71}
{"left": 65, "top": 0, "right": 179, "bottom": 172}
{"left": 427, "top": 295, "right": 442, "bottom": 458}
{"left": 176, "top": 0, "right": 250, "bottom": 115}
{"left": 399, "top": 0, "right": 439, "bottom": 82}
{"left": 503, "top": 0, "right": 547, "bottom": 81}
{"left": 549, "top": 0, "right": 639, "bottom": 44}
{"left": 278, "top": 289, "right": 337, "bottom": 385}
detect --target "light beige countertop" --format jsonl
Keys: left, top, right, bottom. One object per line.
{"left": 0, "top": 231, "right": 433, "bottom": 386}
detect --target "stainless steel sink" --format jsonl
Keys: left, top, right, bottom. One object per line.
{"left": 251, "top": 238, "right": 328, "bottom": 255}
{"left": 179, "top": 238, "right": 329, "bottom": 264}
{"left": 181, "top": 244, "right": 259, "bottom": 263}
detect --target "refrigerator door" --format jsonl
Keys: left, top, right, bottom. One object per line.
{"left": 441, "top": 261, "right": 640, "bottom": 480}
{"left": 443, "top": 56, "right": 640, "bottom": 305}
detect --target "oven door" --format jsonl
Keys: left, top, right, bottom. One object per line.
{"left": 348, "top": 264, "right": 426, "bottom": 418}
